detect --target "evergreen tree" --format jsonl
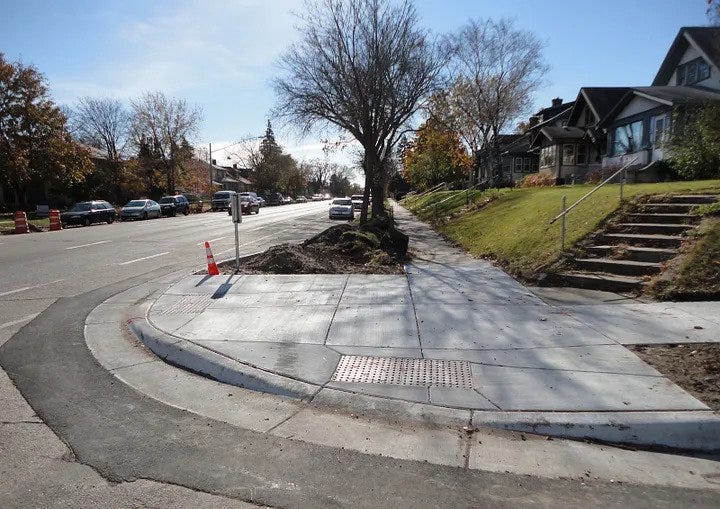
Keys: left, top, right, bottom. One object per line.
{"left": 259, "top": 120, "right": 282, "bottom": 160}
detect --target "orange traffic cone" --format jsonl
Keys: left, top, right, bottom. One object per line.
{"left": 205, "top": 241, "right": 220, "bottom": 275}
{"left": 49, "top": 209, "right": 62, "bottom": 231}
{"left": 14, "top": 211, "right": 29, "bottom": 234}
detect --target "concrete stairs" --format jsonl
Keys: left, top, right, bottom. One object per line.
{"left": 546, "top": 194, "right": 717, "bottom": 293}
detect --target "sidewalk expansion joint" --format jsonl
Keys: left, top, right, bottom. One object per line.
{"left": 109, "top": 359, "right": 160, "bottom": 372}
{"left": 472, "top": 388, "right": 502, "bottom": 410}
{"left": 404, "top": 270, "right": 424, "bottom": 356}
{"left": 323, "top": 274, "right": 349, "bottom": 346}
{"left": 264, "top": 408, "right": 304, "bottom": 435}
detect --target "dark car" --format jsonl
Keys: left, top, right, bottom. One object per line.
{"left": 182, "top": 193, "right": 201, "bottom": 205}
{"left": 211, "top": 190, "right": 236, "bottom": 211}
{"left": 228, "top": 195, "right": 260, "bottom": 216}
{"left": 158, "top": 195, "right": 190, "bottom": 216}
{"left": 266, "top": 192, "right": 284, "bottom": 206}
{"left": 60, "top": 200, "right": 116, "bottom": 227}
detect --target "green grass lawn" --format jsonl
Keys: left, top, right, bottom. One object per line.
{"left": 402, "top": 180, "right": 720, "bottom": 278}
{"left": 652, "top": 217, "right": 720, "bottom": 300}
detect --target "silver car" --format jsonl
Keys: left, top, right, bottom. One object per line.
{"left": 120, "top": 199, "right": 161, "bottom": 221}
{"left": 329, "top": 198, "right": 354, "bottom": 220}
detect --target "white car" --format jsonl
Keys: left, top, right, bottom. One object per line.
{"left": 351, "top": 194, "right": 364, "bottom": 210}
{"left": 329, "top": 198, "right": 354, "bottom": 220}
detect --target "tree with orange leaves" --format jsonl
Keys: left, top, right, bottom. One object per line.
{"left": 402, "top": 119, "right": 472, "bottom": 191}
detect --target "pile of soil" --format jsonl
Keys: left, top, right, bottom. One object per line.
{"left": 629, "top": 343, "right": 720, "bottom": 411}
{"left": 220, "top": 217, "right": 409, "bottom": 275}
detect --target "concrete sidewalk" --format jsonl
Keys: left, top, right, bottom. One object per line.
{"left": 102, "top": 204, "right": 720, "bottom": 451}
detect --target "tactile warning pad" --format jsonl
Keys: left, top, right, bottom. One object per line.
{"left": 154, "top": 295, "right": 213, "bottom": 315}
{"left": 331, "top": 355, "right": 473, "bottom": 388}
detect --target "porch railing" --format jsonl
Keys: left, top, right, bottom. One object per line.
{"left": 550, "top": 156, "right": 639, "bottom": 250}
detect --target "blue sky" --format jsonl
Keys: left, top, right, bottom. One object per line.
{"left": 0, "top": 0, "right": 710, "bottom": 165}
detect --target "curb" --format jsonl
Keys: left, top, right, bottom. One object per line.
{"left": 128, "top": 312, "right": 720, "bottom": 454}
{"left": 128, "top": 318, "right": 319, "bottom": 401}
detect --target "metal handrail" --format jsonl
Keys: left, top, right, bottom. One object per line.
{"left": 413, "top": 181, "right": 447, "bottom": 199}
{"left": 417, "top": 184, "right": 472, "bottom": 210}
{"left": 549, "top": 156, "right": 639, "bottom": 225}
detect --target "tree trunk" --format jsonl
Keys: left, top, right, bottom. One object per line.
{"left": 360, "top": 147, "right": 375, "bottom": 223}
{"left": 12, "top": 182, "right": 25, "bottom": 209}
{"left": 360, "top": 172, "right": 370, "bottom": 223}
{"left": 371, "top": 181, "right": 384, "bottom": 218}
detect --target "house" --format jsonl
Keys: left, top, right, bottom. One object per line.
{"left": 529, "top": 88, "right": 630, "bottom": 183}
{"left": 211, "top": 162, "right": 252, "bottom": 192}
{"left": 499, "top": 134, "right": 538, "bottom": 184}
{"left": 476, "top": 98, "right": 571, "bottom": 185}
{"left": 600, "top": 26, "right": 720, "bottom": 179}
{"left": 524, "top": 98, "right": 581, "bottom": 184}
{"left": 476, "top": 133, "right": 535, "bottom": 185}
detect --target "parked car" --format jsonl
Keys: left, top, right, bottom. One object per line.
{"left": 295, "top": 196, "right": 307, "bottom": 203}
{"left": 158, "top": 195, "right": 190, "bottom": 216}
{"left": 311, "top": 194, "right": 324, "bottom": 201}
{"left": 282, "top": 196, "right": 294, "bottom": 204}
{"left": 60, "top": 200, "right": 116, "bottom": 227}
{"left": 182, "top": 193, "right": 201, "bottom": 205}
{"left": 329, "top": 197, "right": 354, "bottom": 220}
{"left": 350, "top": 194, "right": 364, "bottom": 210}
{"left": 267, "top": 192, "right": 284, "bottom": 206}
{"left": 239, "top": 191, "right": 265, "bottom": 207}
{"left": 211, "top": 190, "right": 236, "bottom": 211}
{"left": 120, "top": 199, "right": 161, "bottom": 221}
{"left": 228, "top": 195, "right": 260, "bottom": 216}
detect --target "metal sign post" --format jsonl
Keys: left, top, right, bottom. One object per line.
{"left": 230, "top": 193, "right": 242, "bottom": 272}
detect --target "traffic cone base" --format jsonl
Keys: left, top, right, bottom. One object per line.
{"left": 205, "top": 241, "right": 220, "bottom": 275}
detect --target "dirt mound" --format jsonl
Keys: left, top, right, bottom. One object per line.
{"left": 240, "top": 244, "right": 330, "bottom": 274}
{"left": 303, "top": 224, "right": 354, "bottom": 246}
{"left": 220, "top": 221, "right": 408, "bottom": 275}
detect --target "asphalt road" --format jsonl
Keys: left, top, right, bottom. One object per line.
{"left": 0, "top": 201, "right": 332, "bottom": 346}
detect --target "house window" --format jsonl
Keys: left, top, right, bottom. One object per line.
{"left": 650, "top": 114, "right": 670, "bottom": 145}
{"left": 523, "top": 157, "right": 532, "bottom": 172}
{"left": 686, "top": 60, "right": 697, "bottom": 84}
{"left": 676, "top": 57, "right": 711, "bottom": 85}
{"left": 562, "top": 144, "right": 575, "bottom": 165}
{"left": 576, "top": 144, "right": 587, "bottom": 165}
{"left": 676, "top": 65, "right": 686, "bottom": 85}
{"left": 612, "top": 121, "right": 644, "bottom": 155}
{"left": 513, "top": 157, "right": 523, "bottom": 173}
{"left": 540, "top": 146, "right": 555, "bottom": 168}
{"left": 698, "top": 59, "right": 711, "bottom": 81}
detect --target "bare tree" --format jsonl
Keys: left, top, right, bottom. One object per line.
{"left": 438, "top": 18, "right": 548, "bottom": 185}
{"left": 709, "top": 0, "right": 720, "bottom": 25}
{"left": 70, "top": 97, "right": 129, "bottom": 161}
{"left": 130, "top": 91, "right": 202, "bottom": 194}
{"left": 274, "top": 0, "right": 444, "bottom": 221}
